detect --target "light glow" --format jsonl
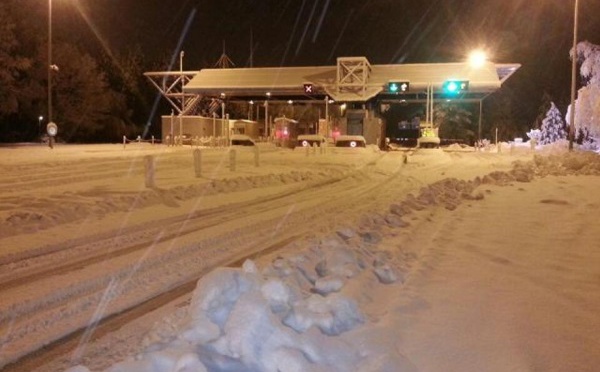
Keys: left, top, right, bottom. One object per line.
{"left": 469, "top": 50, "right": 487, "bottom": 68}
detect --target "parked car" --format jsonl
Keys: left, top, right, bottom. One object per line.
{"left": 181, "top": 133, "right": 193, "bottom": 145}
{"left": 230, "top": 134, "right": 255, "bottom": 146}
{"left": 297, "top": 134, "right": 327, "bottom": 147}
{"left": 335, "top": 135, "right": 367, "bottom": 148}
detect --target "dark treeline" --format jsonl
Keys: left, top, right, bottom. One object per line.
{"left": 0, "top": 1, "right": 163, "bottom": 143}
{"left": 0, "top": 0, "right": 570, "bottom": 143}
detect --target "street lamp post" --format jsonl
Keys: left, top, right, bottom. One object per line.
{"left": 265, "top": 92, "right": 271, "bottom": 139}
{"left": 568, "top": 0, "right": 579, "bottom": 151}
{"left": 48, "top": 0, "right": 53, "bottom": 124}
{"left": 46, "top": 0, "right": 63, "bottom": 148}
{"left": 38, "top": 116, "right": 43, "bottom": 140}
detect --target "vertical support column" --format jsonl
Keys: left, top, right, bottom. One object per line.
{"left": 478, "top": 99, "right": 483, "bottom": 147}
{"left": 170, "top": 110, "right": 174, "bottom": 146}
{"left": 325, "top": 96, "right": 329, "bottom": 136}
{"left": 226, "top": 114, "right": 230, "bottom": 145}
{"left": 265, "top": 100, "right": 269, "bottom": 139}
{"left": 213, "top": 112, "right": 216, "bottom": 142}
{"left": 179, "top": 114, "right": 183, "bottom": 146}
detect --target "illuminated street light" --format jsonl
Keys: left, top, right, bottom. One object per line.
{"left": 38, "top": 116, "right": 43, "bottom": 139}
{"left": 468, "top": 50, "right": 487, "bottom": 68}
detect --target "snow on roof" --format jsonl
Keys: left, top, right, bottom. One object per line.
{"left": 297, "top": 134, "right": 326, "bottom": 140}
{"left": 183, "top": 60, "right": 520, "bottom": 102}
{"left": 336, "top": 135, "right": 366, "bottom": 142}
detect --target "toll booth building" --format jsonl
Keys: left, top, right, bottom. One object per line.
{"left": 148, "top": 56, "right": 519, "bottom": 146}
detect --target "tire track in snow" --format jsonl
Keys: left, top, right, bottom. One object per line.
{"left": 1, "top": 152, "right": 415, "bottom": 368}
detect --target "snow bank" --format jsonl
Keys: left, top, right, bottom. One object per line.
{"left": 68, "top": 230, "right": 419, "bottom": 372}
{"left": 64, "top": 148, "right": 600, "bottom": 372}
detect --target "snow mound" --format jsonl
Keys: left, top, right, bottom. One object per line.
{"left": 72, "top": 228, "right": 417, "bottom": 372}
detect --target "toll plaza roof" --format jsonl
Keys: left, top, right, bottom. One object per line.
{"left": 182, "top": 58, "right": 520, "bottom": 103}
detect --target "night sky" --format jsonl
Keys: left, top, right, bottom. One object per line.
{"left": 39, "top": 0, "right": 600, "bottom": 126}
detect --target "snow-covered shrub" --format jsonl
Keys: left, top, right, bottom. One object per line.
{"left": 526, "top": 129, "right": 541, "bottom": 142}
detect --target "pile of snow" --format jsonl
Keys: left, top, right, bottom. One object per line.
{"left": 64, "top": 149, "right": 600, "bottom": 372}
{"left": 70, "top": 233, "right": 418, "bottom": 372}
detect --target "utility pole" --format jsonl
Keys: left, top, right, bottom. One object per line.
{"left": 568, "top": 0, "right": 579, "bottom": 151}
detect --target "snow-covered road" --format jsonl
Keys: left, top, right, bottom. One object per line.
{"left": 1, "top": 143, "right": 516, "bottom": 369}
{"left": 3, "top": 143, "right": 598, "bottom": 372}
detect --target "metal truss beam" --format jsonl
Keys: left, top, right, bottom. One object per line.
{"left": 144, "top": 71, "right": 202, "bottom": 115}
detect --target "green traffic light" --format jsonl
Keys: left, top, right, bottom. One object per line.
{"left": 388, "top": 81, "right": 409, "bottom": 93}
{"left": 443, "top": 80, "right": 468, "bottom": 94}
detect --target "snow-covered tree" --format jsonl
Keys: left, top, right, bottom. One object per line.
{"left": 539, "top": 102, "right": 567, "bottom": 144}
{"left": 577, "top": 41, "right": 600, "bottom": 86}
{"left": 569, "top": 41, "right": 600, "bottom": 142}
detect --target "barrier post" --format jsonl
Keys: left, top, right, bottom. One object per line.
{"left": 254, "top": 145, "right": 260, "bottom": 167}
{"left": 144, "top": 155, "right": 156, "bottom": 188}
{"left": 193, "top": 149, "right": 202, "bottom": 177}
{"left": 229, "top": 148, "right": 236, "bottom": 172}
{"left": 123, "top": 135, "right": 126, "bottom": 149}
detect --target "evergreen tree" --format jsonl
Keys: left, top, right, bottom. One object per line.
{"left": 533, "top": 92, "right": 553, "bottom": 129}
{"left": 0, "top": 0, "right": 144, "bottom": 142}
{"left": 539, "top": 102, "right": 567, "bottom": 144}
{"left": 0, "top": 2, "right": 32, "bottom": 116}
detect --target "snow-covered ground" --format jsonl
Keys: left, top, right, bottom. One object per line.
{"left": 1, "top": 141, "right": 599, "bottom": 372}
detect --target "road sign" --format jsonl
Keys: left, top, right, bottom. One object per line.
{"left": 304, "top": 83, "right": 313, "bottom": 94}
{"left": 46, "top": 122, "right": 58, "bottom": 137}
{"left": 388, "top": 81, "right": 410, "bottom": 93}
